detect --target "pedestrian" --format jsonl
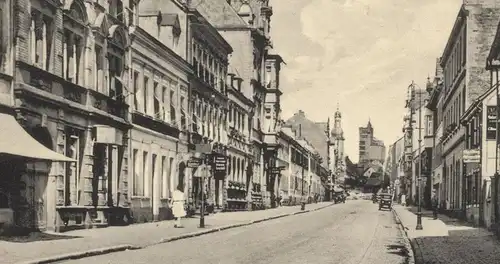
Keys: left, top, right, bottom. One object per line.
{"left": 401, "top": 193, "right": 406, "bottom": 206}
{"left": 431, "top": 190, "right": 439, "bottom": 220}
{"left": 171, "top": 188, "right": 186, "bottom": 228}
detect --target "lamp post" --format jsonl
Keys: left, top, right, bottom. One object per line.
{"left": 413, "top": 81, "right": 423, "bottom": 230}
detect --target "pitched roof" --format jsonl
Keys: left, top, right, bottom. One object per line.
{"left": 190, "top": 0, "right": 247, "bottom": 28}
{"left": 285, "top": 111, "right": 328, "bottom": 162}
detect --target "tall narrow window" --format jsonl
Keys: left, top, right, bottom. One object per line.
{"left": 143, "top": 77, "right": 149, "bottom": 114}
{"left": 63, "top": 2, "right": 86, "bottom": 84}
{"left": 142, "top": 151, "right": 148, "bottom": 197}
{"left": 133, "top": 71, "right": 140, "bottom": 111}
{"left": 31, "top": 11, "right": 53, "bottom": 71}
{"left": 170, "top": 89, "right": 176, "bottom": 124}
{"left": 132, "top": 149, "right": 141, "bottom": 196}
{"left": 162, "top": 86, "right": 168, "bottom": 121}
{"left": 180, "top": 95, "right": 186, "bottom": 130}
{"left": 108, "top": 28, "right": 126, "bottom": 101}
{"left": 153, "top": 81, "right": 161, "bottom": 119}
{"left": 161, "top": 156, "right": 169, "bottom": 198}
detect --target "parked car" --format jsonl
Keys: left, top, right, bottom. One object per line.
{"left": 378, "top": 193, "right": 393, "bottom": 210}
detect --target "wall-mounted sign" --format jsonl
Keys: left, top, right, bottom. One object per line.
{"left": 463, "top": 149, "right": 480, "bottom": 163}
{"left": 92, "top": 125, "right": 123, "bottom": 146}
{"left": 487, "top": 106, "right": 497, "bottom": 140}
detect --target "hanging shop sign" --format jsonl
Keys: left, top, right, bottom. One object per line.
{"left": 92, "top": 125, "right": 123, "bottom": 145}
{"left": 187, "top": 157, "right": 202, "bottom": 168}
{"left": 463, "top": 149, "right": 480, "bottom": 164}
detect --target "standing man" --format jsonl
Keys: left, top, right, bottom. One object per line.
{"left": 431, "top": 189, "right": 439, "bottom": 220}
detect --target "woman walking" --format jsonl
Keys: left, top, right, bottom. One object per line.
{"left": 171, "top": 188, "right": 186, "bottom": 228}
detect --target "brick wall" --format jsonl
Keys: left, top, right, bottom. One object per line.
{"left": 466, "top": 6, "right": 500, "bottom": 101}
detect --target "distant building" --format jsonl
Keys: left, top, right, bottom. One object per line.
{"left": 358, "top": 120, "right": 386, "bottom": 169}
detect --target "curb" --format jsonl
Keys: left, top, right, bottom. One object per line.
{"left": 18, "top": 245, "right": 141, "bottom": 264}
{"left": 391, "top": 208, "right": 416, "bottom": 264}
{"left": 21, "top": 203, "right": 335, "bottom": 264}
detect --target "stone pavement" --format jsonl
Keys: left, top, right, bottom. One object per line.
{"left": 0, "top": 202, "right": 332, "bottom": 264}
{"left": 393, "top": 204, "right": 500, "bottom": 264}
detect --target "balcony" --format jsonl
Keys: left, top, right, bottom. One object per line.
{"left": 89, "top": 90, "right": 128, "bottom": 120}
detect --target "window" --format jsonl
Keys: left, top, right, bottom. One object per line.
{"left": 153, "top": 81, "right": 161, "bottom": 119}
{"left": 108, "top": 30, "right": 125, "bottom": 100}
{"left": 132, "top": 149, "right": 142, "bottom": 196}
{"left": 30, "top": 10, "right": 53, "bottom": 71}
{"left": 180, "top": 95, "right": 186, "bottom": 130}
{"left": 94, "top": 46, "right": 105, "bottom": 93}
{"left": 170, "top": 89, "right": 176, "bottom": 123}
{"left": 143, "top": 77, "right": 149, "bottom": 114}
{"left": 168, "top": 157, "right": 174, "bottom": 195}
{"left": 425, "top": 115, "right": 433, "bottom": 136}
{"left": 109, "top": 0, "right": 124, "bottom": 22}
{"left": 128, "top": 0, "right": 137, "bottom": 26}
{"left": 162, "top": 86, "right": 168, "bottom": 121}
{"left": 161, "top": 156, "right": 169, "bottom": 199}
{"left": 133, "top": 71, "right": 139, "bottom": 111}
{"left": 142, "top": 151, "right": 148, "bottom": 196}
{"left": 62, "top": 2, "right": 86, "bottom": 84}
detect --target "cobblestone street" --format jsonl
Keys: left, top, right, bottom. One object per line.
{"left": 0, "top": 203, "right": 331, "bottom": 264}
{"left": 394, "top": 205, "right": 500, "bottom": 264}
{"left": 60, "top": 201, "right": 408, "bottom": 264}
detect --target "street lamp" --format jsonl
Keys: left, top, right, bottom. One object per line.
{"left": 412, "top": 81, "right": 423, "bottom": 230}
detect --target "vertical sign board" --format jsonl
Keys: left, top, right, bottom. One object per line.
{"left": 487, "top": 106, "right": 497, "bottom": 140}
{"left": 213, "top": 155, "right": 227, "bottom": 180}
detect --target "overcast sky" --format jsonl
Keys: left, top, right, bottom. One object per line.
{"left": 270, "top": 0, "right": 462, "bottom": 162}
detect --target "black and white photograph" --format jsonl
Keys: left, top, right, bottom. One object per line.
{"left": 0, "top": 0, "right": 499, "bottom": 263}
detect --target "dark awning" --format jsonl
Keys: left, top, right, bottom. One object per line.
{"left": 0, "top": 113, "right": 75, "bottom": 162}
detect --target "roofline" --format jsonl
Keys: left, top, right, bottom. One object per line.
{"left": 188, "top": 9, "right": 233, "bottom": 53}
{"left": 439, "top": 5, "right": 468, "bottom": 67}
{"left": 461, "top": 82, "right": 498, "bottom": 123}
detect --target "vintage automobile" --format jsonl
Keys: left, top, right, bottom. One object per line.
{"left": 378, "top": 193, "right": 393, "bottom": 210}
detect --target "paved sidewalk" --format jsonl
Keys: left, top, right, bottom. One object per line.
{"left": 393, "top": 205, "right": 500, "bottom": 264}
{"left": 0, "top": 202, "right": 332, "bottom": 264}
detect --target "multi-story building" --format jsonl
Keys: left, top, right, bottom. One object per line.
{"left": 427, "top": 58, "right": 445, "bottom": 209}
{"left": 8, "top": 0, "right": 134, "bottom": 231}
{"left": 439, "top": 1, "right": 500, "bottom": 216}
{"left": 358, "top": 121, "right": 386, "bottom": 169}
{"left": 278, "top": 125, "right": 323, "bottom": 205}
{"left": 186, "top": 6, "right": 232, "bottom": 212}
{"left": 128, "top": 0, "right": 192, "bottom": 222}
{"left": 193, "top": 0, "right": 275, "bottom": 209}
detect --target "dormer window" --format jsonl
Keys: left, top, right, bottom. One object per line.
{"left": 158, "top": 13, "right": 181, "bottom": 51}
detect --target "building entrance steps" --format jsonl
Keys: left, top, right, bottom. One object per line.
{"left": 393, "top": 205, "right": 500, "bottom": 264}
{"left": 0, "top": 202, "right": 333, "bottom": 264}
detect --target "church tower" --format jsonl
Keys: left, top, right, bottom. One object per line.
{"left": 331, "top": 105, "right": 345, "bottom": 162}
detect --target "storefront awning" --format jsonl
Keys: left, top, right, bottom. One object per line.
{"left": 0, "top": 113, "right": 75, "bottom": 162}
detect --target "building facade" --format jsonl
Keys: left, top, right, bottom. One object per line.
{"left": 358, "top": 120, "right": 386, "bottom": 170}
{"left": 128, "top": 0, "right": 192, "bottom": 222}
{"left": 9, "top": 0, "right": 136, "bottom": 231}
{"left": 192, "top": 0, "right": 276, "bottom": 209}
{"left": 439, "top": 2, "right": 500, "bottom": 215}
{"left": 186, "top": 7, "right": 232, "bottom": 212}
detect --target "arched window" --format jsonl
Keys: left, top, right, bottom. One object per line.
{"left": 108, "top": 26, "right": 126, "bottom": 100}
{"left": 93, "top": 13, "right": 107, "bottom": 93}
{"left": 62, "top": 1, "right": 87, "bottom": 85}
